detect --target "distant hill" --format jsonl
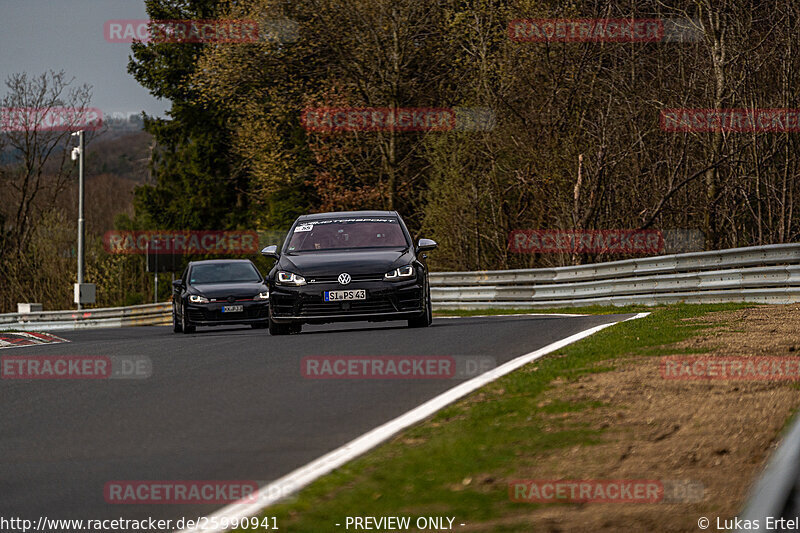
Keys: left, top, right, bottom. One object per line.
{"left": 0, "top": 129, "right": 154, "bottom": 235}
{"left": 59, "top": 130, "right": 154, "bottom": 234}
{"left": 85, "top": 129, "right": 152, "bottom": 184}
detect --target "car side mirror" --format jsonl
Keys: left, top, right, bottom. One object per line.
{"left": 172, "top": 280, "right": 183, "bottom": 289}
{"left": 261, "top": 245, "right": 280, "bottom": 259}
{"left": 416, "top": 238, "right": 438, "bottom": 252}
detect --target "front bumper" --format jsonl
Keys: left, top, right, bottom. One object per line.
{"left": 185, "top": 300, "right": 270, "bottom": 326}
{"left": 269, "top": 279, "right": 424, "bottom": 324}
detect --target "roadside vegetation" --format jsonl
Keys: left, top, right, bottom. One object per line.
{"left": 236, "top": 303, "right": 776, "bottom": 532}
{"left": 4, "top": 0, "right": 800, "bottom": 312}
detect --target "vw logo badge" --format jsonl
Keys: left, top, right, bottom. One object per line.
{"left": 338, "top": 272, "right": 351, "bottom": 285}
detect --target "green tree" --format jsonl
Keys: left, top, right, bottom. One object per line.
{"left": 128, "top": 0, "right": 247, "bottom": 230}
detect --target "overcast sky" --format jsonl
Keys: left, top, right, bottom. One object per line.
{"left": 0, "top": 0, "right": 170, "bottom": 117}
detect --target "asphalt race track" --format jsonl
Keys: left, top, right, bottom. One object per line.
{"left": 1, "top": 314, "right": 633, "bottom": 525}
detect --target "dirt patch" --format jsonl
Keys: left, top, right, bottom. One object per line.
{"left": 496, "top": 305, "right": 800, "bottom": 532}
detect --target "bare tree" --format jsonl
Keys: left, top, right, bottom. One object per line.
{"left": 0, "top": 70, "right": 94, "bottom": 254}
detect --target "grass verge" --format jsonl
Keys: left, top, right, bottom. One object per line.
{"left": 239, "top": 303, "right": 752, "bottom": 532}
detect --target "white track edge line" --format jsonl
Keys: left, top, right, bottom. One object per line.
{"left": 178, "top": 312, "right": 650, "bottom": 533}
{"left": 435, "top": 312, "right": 587, "bottom": 318}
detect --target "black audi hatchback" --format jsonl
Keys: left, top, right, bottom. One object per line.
{"left": 261, "top": 211, "right": 437, "bottom": 335}
{"left": 171, "top": 259, "right": 270, "bottom": 333}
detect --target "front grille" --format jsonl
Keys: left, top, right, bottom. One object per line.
{"left": 299, "top": 297, "right": 396, "bottom": 316}
{"left": 307, "top": 274, "right": 384, "bottom": 284}
{"left": 271, "top": 286, "right": 423, "bottom": 318}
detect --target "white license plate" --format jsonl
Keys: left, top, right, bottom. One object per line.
{"left": 222, "top": 305, "right": 243, "bottom": 313}
{"left": 324, "top": 289, "right": 366, "bottom": 302}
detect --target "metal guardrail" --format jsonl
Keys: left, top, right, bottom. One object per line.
{"left": 430, "top": 243, "right": 800, "bottom": 284}
{"left": 2, "top": 243, "right": 799, "bottom": 329}
{"left": 737, "top": 413, "right": 800, "bottom": 532}
{"left": 0, "top": 303, "right": 171, "bottom": 331}
{"left": 430, "top": 243, "right": 800, "bottom": 309}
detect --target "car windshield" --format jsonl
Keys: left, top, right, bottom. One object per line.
{"left": 286, "top": 218, "right": 408, "bottom": 252}
{"left": 189, "top": 262, "right": 261, "bottom": 284}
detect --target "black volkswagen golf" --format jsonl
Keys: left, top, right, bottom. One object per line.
{"left": 262, "top": 211, "right": 437, "bottom": 335}
{"left": 171, "top": 259, "right": 270, "bottom": 333}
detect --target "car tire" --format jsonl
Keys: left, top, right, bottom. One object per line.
{"left": 408, "top": 291, "right": 432, "bottom": 328}
{"left": 181, "top": 309, "right": 196, "bottom": 334}
{"left": 173, "top": 308, "right": 182, "bottom": 333}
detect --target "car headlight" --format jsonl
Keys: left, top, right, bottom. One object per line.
{"left": 277, "top": 271, "right": 306, "bottom": 286}
{"left": 189, "top": 294, "right": 209, "bottom": 304}
{"left": 255, "top": 291, "right": 269, "bottom": 300}
{"left": 384, "top": 265, "right": 415, "bottom": 280}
